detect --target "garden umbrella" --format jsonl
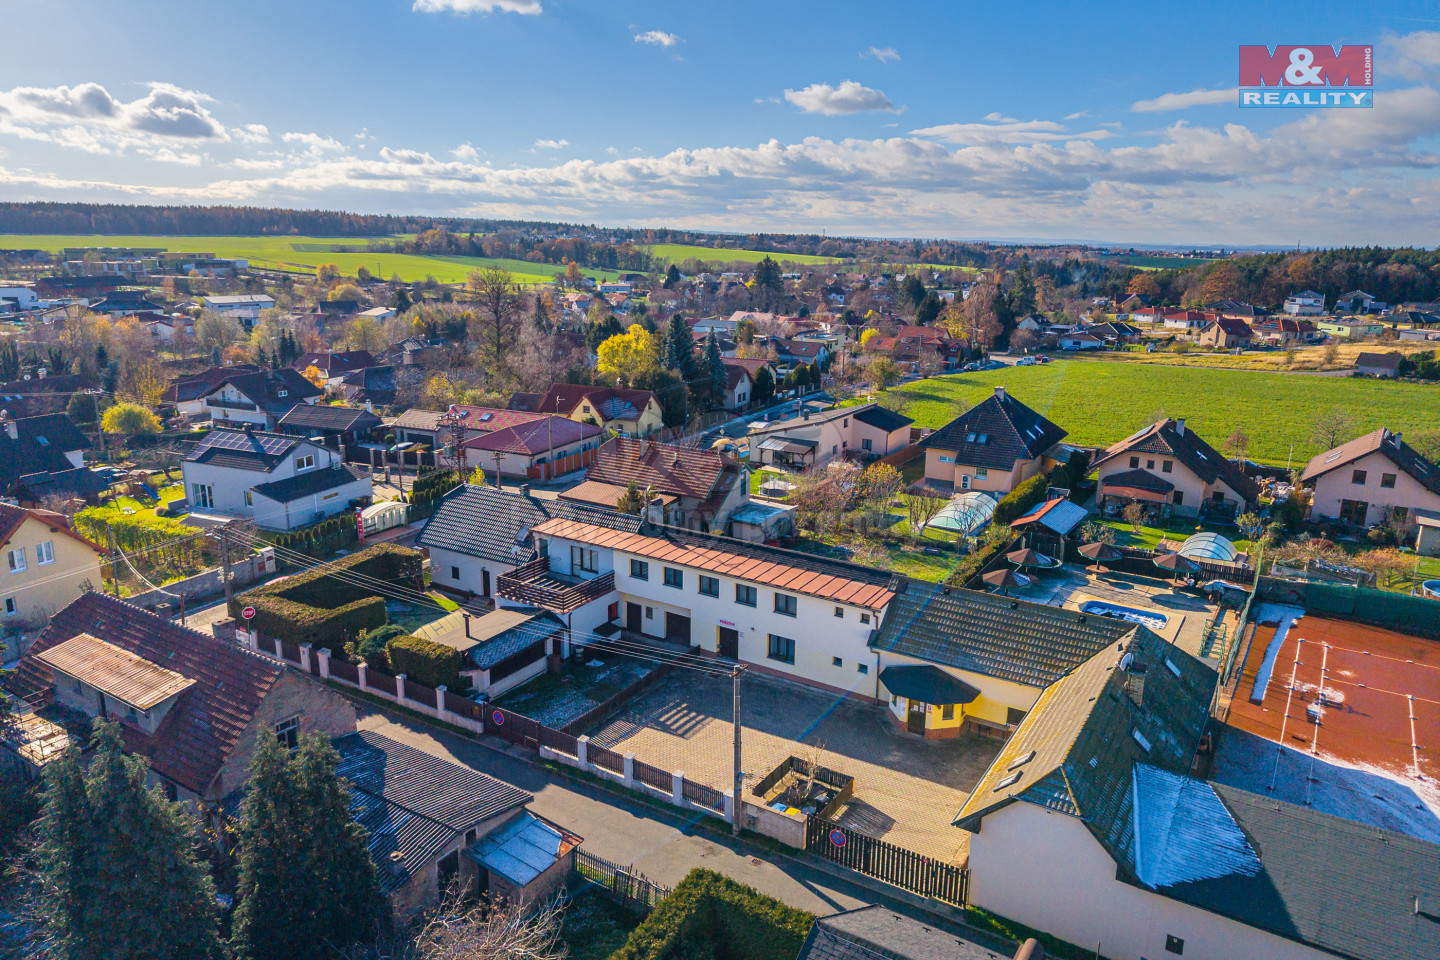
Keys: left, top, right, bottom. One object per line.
{"left": 982, "top": 568, "right": 1031, "bottom": 595}
{"left": 1006, "top": 548, "right": 1057, "bottom": 571}
{"left": 1078, "top": 541, "right": 1122, "bottom": 574}
{"left": 1153, "top": 551, "right": 1200, "bottom": 583}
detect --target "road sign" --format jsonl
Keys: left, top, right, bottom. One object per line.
{"left": 241, "top": 606, "right": 256, "bottom": 620}
{"left": 829, "top": 829, "right": 846, "bottom": 848}
{"left": 492, "top": 710, "right": 505, "bottom": 726}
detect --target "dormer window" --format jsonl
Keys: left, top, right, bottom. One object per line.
{"left": 277, "top": 389, "right": 288, "bottom": 398}
{"left": 296, "top": 455, "right": 315, "bottom": 470}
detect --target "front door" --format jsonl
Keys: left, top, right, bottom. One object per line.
{"left": 717, "top": 627, "right": 739, "bottom": 660}
{"left": 1339, "top": 499, "right": 1369, "bottom": 526}
{"left": 438, "top": 849, "right": 460, "bottom": 895}
{"left": 907, "top": 700, "right": 927, "bottom": 735}
{"left": 481, "top": 569, "right": 491, "bottom": 597}
{"left": 627, "top": 602, "right": 643, "bottom": 633}
{"left": 665, "top": 612, "right": 692, "bottom": 644}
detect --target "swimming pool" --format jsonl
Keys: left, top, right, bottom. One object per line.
{"left": 1080, "top": 600, "right": 1169, "bottom": 630}
{"left": 1423, "top": 580, "right": 1440, "bottom": 600}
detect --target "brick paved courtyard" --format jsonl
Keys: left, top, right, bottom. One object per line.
{"left": 584, "top": 671, "right": 1003, "bottom": 864}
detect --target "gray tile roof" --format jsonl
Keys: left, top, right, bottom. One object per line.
{"left": 872, "top": 581, "right": 1131, "bottom": 688}
{"left": 276, "top": 404, "right": 382, "bottom": 434}
{"left": 417, "top": 484, "right": 641, "bottom": 566}
{"left": 799, "top": 906, "right": 1009, "bottom": 960}
{"left": 251, "top": 464, "right": 367, "bottom": 503}
{"left": 917, "top": 389, "right": 1067, "bottom": 471}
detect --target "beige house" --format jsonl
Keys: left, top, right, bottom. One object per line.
{"left": 522, "top": 384, "right": 665, "bottom": 437}
{"left": 1300, "top": 427, "right": 1440, "bottom": 529}
{"left": 916, "top": 387, "right": 1068, "bottom": 495}
{"left": 1092, "top": 418, "right": 1259, "bottom": 520}
{"left": 0, "top": 504, "right": 104, "bottom": 629}
{"left": 1196, "top": 317, "right": 1253, "bottom": 349}
{"left": 747, "top": 403, "right": 912, "bottom": 469}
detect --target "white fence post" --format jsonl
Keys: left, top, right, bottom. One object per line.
{"left": 576, "top": 735, "right": 589, "bottom": 767}
{"left": 316, "top": 648, "right": 331, "bottom": 680}
{"left": 299, "top": 643, "right": 312, "bottom": 673}
{"left": 723, "top": 789, "right": 735, "bottom": 824}
{"left": 356, "top": 663, "right": 368, "bottom": 690}
{"left": 395, "top": 673, "right": 407, "bottom": 705}
{"left": 435, "top": 685, "right": 448, "bottom": 721}
{"left": 623, "top": 752, "right": 635, "bottom": 788}
{"left": 671, "top": 770, "right": 685, "bottom": 806}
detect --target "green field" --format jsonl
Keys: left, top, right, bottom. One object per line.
{"left": 0, "top": 233, "right": 613, "bottom": 285}
{"left": 876, "top": 361, "right": 1440, "bottom": 466}
{"left": 643, "top": 243, "right": 839, "bottom": 266}
{"left": 1097, "top": 254, "right": 1221, "bottom": 271}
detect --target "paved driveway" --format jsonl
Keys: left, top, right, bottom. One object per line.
{"left": 585, "top": 671, "right": 1001, "bottom": 864}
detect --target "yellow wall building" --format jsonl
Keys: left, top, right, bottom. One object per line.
{"left": 0, "top": 505, "right": 105, "bottom": 630}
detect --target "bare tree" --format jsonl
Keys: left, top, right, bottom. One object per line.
{"left": 468, "top": 268, "right": 524, "bottom": 369}
{"left": 1223, "top": 427, "right": 1250, "bottom": 466}
{"left": 1311, "top": 406, "right": 1357, "bottom": 450}
{"left": 902, "top": 487, "right": 947, "bottom": 542}
{"left": 343, "top": 888, "right": 567, "bottom": 960}
{"left": 1123, "top": 502, "right": 1146, "bottom": 533}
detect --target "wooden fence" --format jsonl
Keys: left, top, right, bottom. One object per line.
{"left": 806, "top": 814, "right": 968, "bottom": 907}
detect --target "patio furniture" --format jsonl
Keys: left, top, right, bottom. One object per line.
{"left": 1005, "top": 548, "right": 1059, "bottom": 572}
{"left": 1153, "top": 551, "right": 1200, "bottom": 584}
{"left": 1078, "top": 541, "right": 1122, "bottom": 574}
{"left": 982, "top": 568, "right": 1032, "bottom": 596}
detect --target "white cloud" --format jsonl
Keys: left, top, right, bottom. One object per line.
{"left": 910, "top": 117, "right": 1114, "bottom": 145}
{"left": 1065, "top": 110, "right": 1093, "bottom": 121}
{"left": 1131, "top": 87, "right": 1237, "bottom": 112}
{"left": 412, "top": 0, "right": 541, "bottom": 13}
{"left": 450, "top": 142, "right": 483, "bottom": 161}
{"left": 533, "top": 138, "right": 569, "bottom": 149}
{"left": 861, "top": 46, "right": 900, "bottom": 62}
{"left": 235, "top": 123, "right": 271, "bottom": 144}
{"left": 1390, "top": 30, "right": 1440, "bottom": 80}
{"left": 282, "top": 131, "right": 346, "bottom": 155}
{"left": 606, "top": 146, "right": 619, "bottom": 156}
{"left": 783, "top": 80, "right": 898, "bottom": 116}
{"left": 634, "top": 30, "right": 680, "bottom": 47}
{"left": 0, "top": 81, "right": 226, "bottom": 151}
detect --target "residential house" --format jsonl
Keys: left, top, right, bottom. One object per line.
{"left": 292, "top": 350, "right": 380, "bottom": 387}
{"left": 356, "top": 305, "right": 396, "bottom": 321}
{"left": 1335, "top": 289, "right": 1385, "bottom": 314}
{"left": 1252, "top": 316, "right": 1319, "bottom": 344}
{"left": 1091, "top": 418, "right": 1259, "bottom": 520}
{"left": 1161, "top": 310, "right": 1212, "bottom": 331}
{"left": 503, "top": 515, "right": 895, "bottom": 698}
{"left": 182, "top": 425, "right": 372, "bottom": 530}
{"left": 561, "top": 437, "right": 748, "bottom": 532}
{"left": 197, "top": 368, "right": 324, "bottom": 429}
{"left": 334, "top": 730, "right": 578, "bottom": 916}
{"left": 527, "top": 384, "right": 665, "bottom": 438}
{"left": 0, "top": 284, "right": 39, "bottom": 311}
{"left": 719, "top": 357, "right": 776, "bottom": 411}
{"left": 0, "top": 503, "right": 103, "bottom": 630}
{"left": 274, "top": 403, "right": 383, "bottom": 449}
{"left": 462, "top": 416, "right": 605, "bottom": 481}
{"left": 0, "top": 373, "right": 98, "bottom": 419}
{"left": 418, "top": 483, "right": 641, "bottom": 602}
{"left": 870, "top": 581, "right": 1132, "bottom": 739}
{"left": 1354, "top": 351, "right": 1402, "bottom": 378}
{"left": 142, "top": 313, "right": 194, "bottom": 343}
{"left": 1196, "top": 316, "right": 1253, "bottom": 349}
{"left": 1316, "top": 318, "right": 1384, "bottom": 339}
{"left": 1300, "top": 427, "right": 1440, "bottom": 528}
{"left": 746, "top": 403, "right": 912, "bottom": 468}
{"left": 35, "top": 275, "right": 116, "bottom": 298}
{"left": 1283, "top": 290, "right": 1326, "bottom": 316}
{"left": 200, "top": 294, "right": 275, "bottom": 327}
{"left": 874, "top": 326, "right": 964, "bottom": 371}
{"left": 5, "top": 591, "right": 358, "bottom": 804}
{"left": 1400, "top": 310, "right": 1439, "bottom": 328}
{"left": 773, "top": 338, "right": 829, "bottom": 371}
{"left": 164, "top": 364, "right": 264, "bottom": 419}
{"left": 1086, "top": 320, "right": 1143, "bottom": 343}
{"left": 1398, "top": 328, "right": 1440, "bottom": 344}
{"left": 1116, "top": 293, "right": 1149, "bottom": 312}
{"left": 1207, "top": 299, "right": 1268, "bottom": 321}
{"left": 1057, "top": 331, "right": 1103, "bottom": 351}
{"left": 955, "top": 627, "right": 1438, "bottom": 960}
{"left": 917, "top": 387, "right": 1068, "bottom": 496}
{"left": 795, "top": 906, "right": 1018, "bottom": 960}
{"left": 339, "top": 365, "right": 396, "bottom": 408}
{"left": 408, "top": 606, "right": 566, "bottom": 699}
{"left": 1014, "top": 314, "right": 1049, "bottom": 334}
{"left": 89, "top": 291, "right": 166, "bottom": 317}
{"left": 0, "top": 413, "right": 107, "bottom": 505}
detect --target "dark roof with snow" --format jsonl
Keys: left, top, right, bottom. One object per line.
{"left": 917, "top": 388, "right": 1066, "bottom": 470}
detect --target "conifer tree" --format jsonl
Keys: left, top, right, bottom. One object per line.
{"left": 36, "top": 721, "right": 221, "bottom": 960}
{"left": 705, "top": 331, "right": 726, "bottom": 402}
{"left": 664, "top": 314, "right": 696, "bottom": 378}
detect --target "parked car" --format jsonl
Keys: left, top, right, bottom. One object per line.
{"left": 1037, "top": 355, "right": 1051, "bottom": 363}
{"left": 1017, "top": 357, "right": 1037, "bottom": 366}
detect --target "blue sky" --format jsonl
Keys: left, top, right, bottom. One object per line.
{"left": 0, "top": 0, "right": 1436, "bottom": 246}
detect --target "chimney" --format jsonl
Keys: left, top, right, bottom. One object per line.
{"left": 243, "top": 423, "right": 254, "bottom": 436}
{"left": 994, "top": 385, "right": 1006, "bottom": 401}
{"left": 1126, "top": 661, "right": 1148, "bottom": 708}
{"left": 365, "top": 400, "right": 373, "bottom": 413}
{"left": 462, "top": 613, "right": 472, "bottom": 639}
{"left": 1175, "top": 418, "right": 1186, "bottom": 436}
{"left": 1013, "top": 940, "right": 1045, "bottom": 960}
{"left": 36, "top": 368, "right": 46, "bottom": 379}
{"left": 519, "top": 483, "right": 531, "bottom": 497}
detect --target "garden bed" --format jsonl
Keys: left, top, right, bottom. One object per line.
{"left": 494, "top": 653, "right": 655, "bottom": 729}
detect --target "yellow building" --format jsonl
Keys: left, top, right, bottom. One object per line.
{"left": 917, "top": 386, "right": 1069, "bottom": 496}
{"left": 532, "top": 384, "right": 665, "bottom": 438}
{"left": 0, "top": 504, "right": 105, "bottom": 629}
{"left": 870, "top": 580, "right": 1133, "bottom": 739}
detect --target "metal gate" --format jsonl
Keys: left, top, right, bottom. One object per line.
{"left": 806, "top": 814, "right": 968, "bottom": 906}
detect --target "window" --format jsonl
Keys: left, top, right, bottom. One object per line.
{"left": 297, "top": 454, "right": 315, "bottom": 470}
{"left": 860, "top": 613, "right": 870, "bottom": 624}
{"left": 832, "top": 656, "right": 843, "bottom": 667}
{"left": 856, "top": 663, "right": 868, "bottom": 675}
{"left": 244, "top": 490, "right": 253, "bottom": 506}
{"left": 1129, "top": 456, "right": 1140, "bottom": 468}
{"left": 571, "top": 546, "right": 598, "bottom": 573}
{"left": 663, "top": 567, "right": 683, "bottom": 588}
{"left": 630, "top": 559, "right": 649, "bottom": 580}
{"left": 5, "top": 548, "right": 24, "bottom": 573}
{"left": 277, "top": 389, "right": 289, "bottom": 398}
{"left": 767, "top": 634, "right": 795, "bottom": 664}
{"left": 1165, "top": 934, "right": 1185, "bottom": 955}
{"left": 942, "top": 704, "right": 955, "bottom": 720}
{"left": 1146, "top": 459, "right": 1155, "bottom": 470}
{"left": 275, "top": 716, "right": 301, "bottom": 751}
{"left": 974, "top": 467, "right": 988, "bottom": 479}
{"left": 1352, "top": 469, "right": 1367, "bottom": 485}
{"left": 698, "top": 575, "right": 719, "bottom": 597}
{"left": 938, "top": 454, "right": 954, "bottom": 464}
{"left": 35, "top": 541, "right": 54, "bottom": 565}
{"left": 1162, "top": 460, "right": 1173, "bottom": 473}
{"left": 736, "top": 584, "right": 757, "bottom": 607}
{"left": 774, "top": 593, "right": 797, "bottom": 617}
{"left": 862, "top": 438, "right": 872, "bottom": 451}
{"left": 1172, "top": 491, "right": 1184, "bottom": 506}
{"left": 1006, "top": 707, "right": 1027, "bottom": 726}
{"left": 1381, "top": 473, "right": 1397, "bottom": 488}
{"left": 450, "top": 566, "right": 460, "bottom": 580}
{"left": 645, "top": 606, "right": 654, "bottom": 619}
{"left": 834, "top": 606, "right": 844, "bottom": 618}
{"left": 3, "top": 598, "right": 14, "bottom": 616}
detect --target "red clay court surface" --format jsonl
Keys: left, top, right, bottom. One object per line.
{"left": 1229, "top": 616, "right": 1439, "bottom": 785}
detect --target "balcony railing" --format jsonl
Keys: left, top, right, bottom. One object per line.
{"left": 497, "top": 557, "right": 615, "bottom": 614}
{"left": 206, "top": 397, "right": 259, "bottom": 411}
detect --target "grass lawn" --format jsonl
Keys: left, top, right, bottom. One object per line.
{"left": 1084, "top": 340, "right": 1420, "bottom": 374}
{"left": 384, "top": 591, "right": 460, "bottom": 632}
{"left": 872, "top": 360, "right": 1440, "bottom": 466}
{"left": 558, "top": 890, "right": 645, "bottom": 960}
{"left": 644, "top": 243, "right": 838, "bottom": 266}
{"left": 1099, "top": 518, "right": 1253, "bottom": 555}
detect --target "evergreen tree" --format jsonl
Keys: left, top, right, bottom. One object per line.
{"left": 37, "top": 721, "right": 221, "bottom": 960}
{"left": 1007, "top": 255, "right": 1036, "bottom": 317}
{"left": 256, "top": 346, "right": 268, "bottom": 368}
{"left": 0, "top": 339, "right": 19, "bottom": 381}
{"left": 664, "top": 314, "right": 696, "bottom": 378}
{"left": 231, "top": 732, "right": 385, "bottom": 960}
{"left": 392, "top": 287, "right": 412, "bottom": 312}
{"left": 915, "top": 293, "right": 942, "bottom": 326}
{"left": 752, "top": 365, "right": 774, "bottom": 405}
{"left": 664, "top": 264, "right": 681, "bottom": 288}
{"left": 900, "top": 273, "right": 926, "bottom": 308}
{"left": 614, "top": 479, "right": 645, "bottom": 515}
{"left": 751, "top": 256, "right": 784, "bottom": 311}
{"left": 47, "top": 346, "right": 69, "bottom": 375}
{"left": 705, "top": 331, "right": 726, "bottom": 402}
{"left": 210, "top": 345, "right": 222, "bottom": 367}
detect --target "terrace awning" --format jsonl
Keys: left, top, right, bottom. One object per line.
{"left": 879, "top": 665, "right": 980, "bottom": 706}
{"left": 1105, "top": 485, "right": 1171, "bottom": 503}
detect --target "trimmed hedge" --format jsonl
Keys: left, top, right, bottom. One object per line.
{"left": 271, "top": 515, "right": 359, "bottom": 561}
{"left": 992, "top": 472, "right": 1050, "bottom": 527}
{"left": 945, "top": 533, "right": 1014, "bottom": 588}
{"left": 611, "top": 869, "right": 812, "bottom": 960}
{"left": 234, "top": 544, "right": 423, "bottom": 650}
{"left": 386, "top": 633, "right": 465, "bottom": 690}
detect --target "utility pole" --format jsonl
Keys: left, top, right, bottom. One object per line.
{"left": 732, "top": 665, "right": 744, "bottom": 838}
{"left": 219, "top": 526, "right": 234, "bottom": 609}
{"left": 105, "top": 528, "right": 120, "bottom": 597}
{"left": 492, "top": 450, "right": 507, "bottom": 489}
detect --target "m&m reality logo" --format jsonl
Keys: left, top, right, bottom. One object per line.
{"left": 1238, "top": 45, "right": 1373, "bottom": 108}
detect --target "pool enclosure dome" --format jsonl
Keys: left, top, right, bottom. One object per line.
{"left": 925, "top": 492, "right": 996, "bottom": 536}
{"left": 1176, "top": 531, "right": 1239, "bottom": 563}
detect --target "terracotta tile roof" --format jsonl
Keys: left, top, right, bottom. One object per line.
{"left": 9, "top": 592, "right": 288, "bottom": 794}
{"left": 37, "top": 633, "right": 195, "bottom": 710}
{"left": 557, "top": 480, "right": 677, "bottom": 508}
{"left": 1206, "top": 316, "right": 1253, "bottom": 337}
{"left": 0, "top": 503, "right": 103, "bottom": 554}
{"left": 586, "top": 437, "right": 737, "bottom": 502}
{"left": 529, "top": 517, "right": 896, "bottom": 609}
{"left": 447, "top": 405, "right": 548, "bottom": 433}
{"left": 461, "top": 416, "right": 603, "bottom": 455}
